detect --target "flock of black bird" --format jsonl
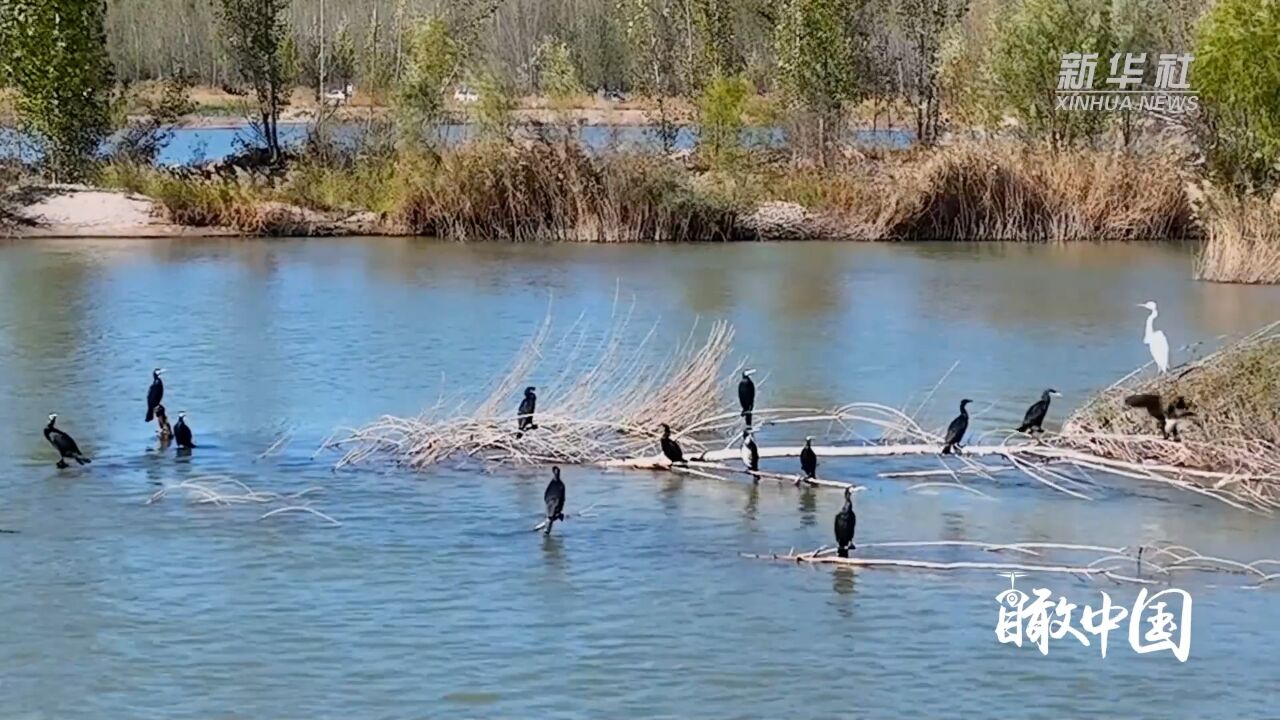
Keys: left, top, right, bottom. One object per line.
{"left": 42, "top": 367, "right": 197, "bottom": 469}
{"left": 45, "top": 365, "right": 1195, "bottom": 554}
{"left": 534, "top": 369, "right": 1197, "bottom": 553}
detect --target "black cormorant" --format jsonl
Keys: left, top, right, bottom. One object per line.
{"left": 1018, "top": 389, "right": 1062, "bottom": 434}
{"left": 834, "top": 487, "right": 857, "bottom": 557}
{"left": 738, "top": 369, "right": 757, "bottom": 427}
{"left": 43, "top": 414, "right": 91, "bottom": 469}
{"left": 145, "top": 368, "right": 165, "bottom": 422}
{"left": 800, "top": 436, "right": 818, "bottom": 481}
{"left": 517, "top": 386, "right": 537, "bottom": 436}
{"left": 941, "top": 399, "right": 972, "bottom": 455}
{"left": 1124, "top": 394, "right": 1195, "bottom": 440}
{"left": 741, "top": 428, "right": 759, "bottom": 473}
{"left": 543, "top": 466, "right": 566, "bottom": 536}
{"left": 660, "top": 424, "right": 685, "bottom": 465}
{"left": 174, "top": 411, "right": 196, "bottom": 449}
{"left": 154, "top": 404, "right": 173, "bottom": 443}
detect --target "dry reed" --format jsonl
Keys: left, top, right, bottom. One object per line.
{"left": 1194, "top": 190, "right": 1280, "bottom": 283}
{"left": 324, "top": 300, "right": 740, "bottom": 470}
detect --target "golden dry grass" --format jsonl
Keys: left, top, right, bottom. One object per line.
{"left": 1195, "top": 191, "right": 1280, "bottom": 284}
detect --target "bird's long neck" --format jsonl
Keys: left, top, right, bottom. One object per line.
{"left": 1144, "top": 308, "right": 1157, "bottom": 340}
{"left": 842, "top": 497, "right": 852, "bottom": 512}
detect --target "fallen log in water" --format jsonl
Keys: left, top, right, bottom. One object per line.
{"left": 744, "top": 540, "right": 1280, "bottom": 587}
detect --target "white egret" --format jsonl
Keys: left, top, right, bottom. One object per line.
{"left": 1137, "top": 301, "right": 1170, "bottom": 373}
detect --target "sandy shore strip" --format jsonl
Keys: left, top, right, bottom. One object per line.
{"left": 5, "top": 185, "right": 240, "bottom": 238}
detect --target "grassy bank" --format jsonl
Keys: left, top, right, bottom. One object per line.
{"left": 94, "top": 138, "right": 1200, "bottom": 243}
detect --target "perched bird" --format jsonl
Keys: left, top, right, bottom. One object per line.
{"left": 1138, "top": 302, "right": 1170, "bottom": 374}
{"left": 660, "top": 424, "right": 686, "bottom": 466}
{"left": 43, "top": 414, "right": 91, "bottom": 469}
{"left": 941, "top": 399, "right": 972, "bottom": 455}
{"left": 517, "top": 386, "right": 537, "bottom": 436}
{"left": 1018, "top": 389, "right": 1062, "bottom": 434}
{"left": 1124, "top": 394, "right": 1195, "bottom": 440}
{"left": 738, "top": 369, "right": 757, "bottom": 427}
{"left": 799, "top": 436, "right": 818, "bottom": 482}
{"left": 145, "top": 368, "right": 166, "bottom": 422}
{"left": 834, "top": 487, "right": 857, "bottom": 558}
{"left": 543, "top": 466, "right": 566, "bottom": 536}
{"left": 174, "top": 411, "right": 196, "bottom": 449}
{"left": 741, "top": 428, "right": 759, "bottom": 473}
{"left": 154, "top": 404, "right": 173, "bottom": 443}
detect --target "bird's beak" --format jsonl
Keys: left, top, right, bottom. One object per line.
{"left": 1052, "top": 391, "right": 1063, "bottom": 397}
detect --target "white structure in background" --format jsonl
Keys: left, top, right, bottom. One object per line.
{"left": 324, "top": 83, "right": 354, "bottom": 106}
{"left": 1138, "top": 301, "right": 1170, "bottom": 373}
{"left": 454, "top": 85, "right": 479, "bottom": 104}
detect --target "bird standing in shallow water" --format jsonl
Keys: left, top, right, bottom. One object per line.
{"left": 1124, "top": 394, "right": 1195, "bottom": 440}
{"left": 799, "top": 436, "right": 818, "bottom": 483}
{"left": 145, "top": 368, "right": 165, "bottom": 422}
{"left": 1018, "top": 389, "right": 1061, "bottom": 434}
{"left": 738, "top": 369, "right": 757, "bottom": 427}
{"left": 44, "top": 414, "right": 91, "bottom": 469}
{"left": 543, "top": 466, "right": 566, "bottom": 536}
{"left": 941, "top": 399, "right": 972, "bottom": 455}
{"left": 660, "top": 424, "right": 685, "bottom": 465}
{"left": 834, "top": 487, "right": 857, "bottom": 557}
{"left": 741, "top": 428, "right": 759, "bottom": 475}
{"left": 174, "top": 411, "right": 196, "bottom": 449}
{"left": 517, "top": 386, "right": 537, "bottom": 436}
{"left": 1138, "top": 302, "right": 1170, "bottom": 374}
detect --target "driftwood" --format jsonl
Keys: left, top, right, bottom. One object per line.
{"left": 146, "top": 475, "right": 338, "bottom": 526}
{"left": 745, "top": 540, "right": 1280, "bottom": 588}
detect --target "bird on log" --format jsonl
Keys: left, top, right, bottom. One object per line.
{"left": 44, "top": 414, "right": 91, "bottom": 469}
{"left": 941, "top": 399, "right": 972, "bottom": 455}
{"left": 660, "top": 424, "right": 686, "bottom": 465}
{"left": 174, "top": 411, "right": 196, "bottom": 449}
{"left": 1017, "top": 389, "right": 1061, "bottom": 434}
{"left": 145, "top": 368, "right": 166, "bottom": 422}
{"left": 516, "top": 386, "right": 538, "bottom": 437}
{"left": 834, "top": 487, "right": 857, "bottom": 558}
{"left": 799, "top": 436, "right": 818, "bottom": 483}
{"left": 738, "top": 369, "right": 757, "bottom": 427}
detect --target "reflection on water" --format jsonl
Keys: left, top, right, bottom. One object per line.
{"left": 1, "top": 239, "right": 1279, "bottom": 719}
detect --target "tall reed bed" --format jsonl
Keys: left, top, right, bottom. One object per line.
{"left": 1195, "top": 192, "right": 1280, "bottom": 283}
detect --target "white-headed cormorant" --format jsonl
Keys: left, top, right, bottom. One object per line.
{"left": 800, "top": 436, "right": 818, "bottom": 481}
{"left": 517, "top": 386, "right": 537, "bottom": 436}
{"left": 145, "top": 368, "right": 165, "bottom": 422}
{"left": 44, "top": 414, "right": 91, "bottom": 469}
{"left": 834, "top": 487, "right": 857, "bottom": 557}
{"left": 1138, "top": 302, "right": 1170, "bottom": 374}
{"left": 174, "top": 411, "right": 196, "bottom": 449}
{"left": 543, "top": 466, "right": 566, "bottom": 535}
{"left": 941, "top": 399, "right": 972, "bottom": 455}
{"left": 660, "top": 424, "right": 685, "bottom": 465}
{"left": 738, "top": 369, "right": 756, "bottom": 427}
{"left": 1018, "top": 389, "right": 1061, "bottom": 434}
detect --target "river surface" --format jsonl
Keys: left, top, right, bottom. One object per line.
{"left": 1, "top": 240, "right": 1278, "bottom": 719}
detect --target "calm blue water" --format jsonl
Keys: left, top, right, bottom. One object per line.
{"left": 0, "top": 123, "right": 914, "bottom": 166}
{"left": 0, "top": 240, "right": 1277, "bottom": 718}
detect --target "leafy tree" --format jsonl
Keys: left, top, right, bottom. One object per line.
{"left": 0, "top": 0, "right": 114, "bottom": 180}
{"left": 618, "top": 0, "right": 684, "bottom": 152}
{"left": 774, "top": 0, "right": 856, "bottom": 161}
{"left": 988, "top": 0, "right": 1114, "bottom": 148}
{"left": 396, "top": 16, "right": 460, "bottom": 146}
{"left": 329, "top": 24, "right": 358, "bottom": 92}
{"left": 898, "top": 0, "right": 968, "bottom": 145}
{"left": 1195, "top": 0, "right": 1280, "bottom": 190}
{"left": 697, "top": 72, "right": 750, "bottom": 165}
{"left": 475, "top": 71, "right": 517, "bottom": 142}
{"left": 218, "top": 0, "right": 291, "bottom": 161}
{"left": 538, "top": 40, "right": 584, "bottom": 111}
{"left": 692, "top": 0, "right": 742, "bottom": 80}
